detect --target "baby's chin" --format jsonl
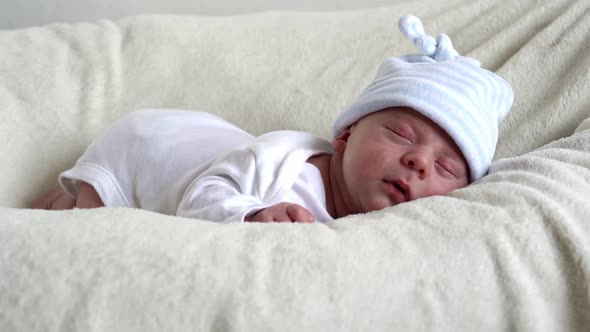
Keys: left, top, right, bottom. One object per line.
{"left": 362, "top": 197, "right": 398, "bottom": 213}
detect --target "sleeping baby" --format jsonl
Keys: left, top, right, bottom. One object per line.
{"left": 32, "top": 15, "right": 513, "bottom": 223}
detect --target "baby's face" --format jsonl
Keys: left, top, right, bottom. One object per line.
{"left": 334, "top": 107, "right": 469, "bottom": 213}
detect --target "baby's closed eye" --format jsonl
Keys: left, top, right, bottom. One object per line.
{"left": 436, "top": 160, "right": 457, "bottom": 177}
{"left": 386, "top": 125, "right": 414, "bottom": 144}
{"left": 436, "top": 157, "right": 468, "bottom": 180}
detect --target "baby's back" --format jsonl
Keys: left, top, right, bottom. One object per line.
{"left": 59, "top": 109, "right": 255, "bottom": 214}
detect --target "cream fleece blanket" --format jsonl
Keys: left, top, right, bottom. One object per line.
{"left": 1, "top": 0, "right": 590, "bottom": 331}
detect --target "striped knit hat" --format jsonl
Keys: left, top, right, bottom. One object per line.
{"left": 333, "top": 15, "right": 514, "bottom": 181}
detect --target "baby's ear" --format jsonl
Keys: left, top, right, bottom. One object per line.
{"left": 332, "top": 128, "right": 351, "bottom": 153}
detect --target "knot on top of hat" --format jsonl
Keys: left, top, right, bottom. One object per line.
{"left": 398, "top": 15, "right": 460, "bottom": 62}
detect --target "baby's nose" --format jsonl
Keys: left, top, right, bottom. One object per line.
{"left": 404, "top": 151, "right": 432, "bottom": 178}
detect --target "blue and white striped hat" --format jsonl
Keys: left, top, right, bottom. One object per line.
{"left": 333, "top": 15, "right": 514, "bottom": 181}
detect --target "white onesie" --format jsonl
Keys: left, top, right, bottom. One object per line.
{"left": 59, "top": 109, "right": 334, "bottom": 222}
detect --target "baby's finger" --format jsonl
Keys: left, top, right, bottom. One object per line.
{"left": 286, "top": 204, "right": 315, "bottom": 223}
{"left": 259, "top": 207, "right": 291, "bottom": 222}
{"left": 273, "top": 210, "right": 294, "bottom": 222}
{"left": 250, "top": 210, "right": 275, "bottom": 223}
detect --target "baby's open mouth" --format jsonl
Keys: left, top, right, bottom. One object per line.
{"left": 393, "top": 182, "right": 406, "bottom": 195}
{"left": 384, "top": 179, "right": 411, "bottom": 203}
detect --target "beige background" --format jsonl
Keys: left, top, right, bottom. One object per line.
{"left": 1, "top": 0, "right": 402, "bottom": 29}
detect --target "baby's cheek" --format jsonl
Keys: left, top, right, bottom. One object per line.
{"left": 420, "top": 183, "right": 451, "bottom": 199}
{"left": 365, "top": 195, "right": 394, "bottom": 212}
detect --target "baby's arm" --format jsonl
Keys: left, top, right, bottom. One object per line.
{"left": 177, "top": 145, "right": 315, "bottom": 223}
{"left": 244, "top": 202, "right": 314, "bottom": 223}
{"left": 75, "top": 182, "right": 104, "bottom": 208}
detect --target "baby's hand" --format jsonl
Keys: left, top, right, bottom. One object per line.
{"left": 245, "top": 202, "right": 315, "bottom": 223}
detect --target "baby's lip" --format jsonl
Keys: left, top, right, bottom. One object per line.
{"left": 384, "top": 179, "right": 411, "bottom": 202}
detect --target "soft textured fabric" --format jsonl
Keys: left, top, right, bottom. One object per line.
{"left": 333, "top": 15, "right": 514, "bottom": 181}
{"left": 60, "top": 109, "right": 333, "bottom": 221}
{"left": 1, "top": 0, "right": 590, "bottom": 331}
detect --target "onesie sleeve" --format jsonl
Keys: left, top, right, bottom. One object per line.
{"left": 176, "top": 130, "right": 332, "bottom": 223}
{"left": 176, "top": 146, "right": 274, "bottom": 222}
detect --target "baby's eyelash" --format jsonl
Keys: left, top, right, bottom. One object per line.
{"left": 388, "top": 126, "right": 414, "bottom": 141}
{"left": 437, "top": 161, "right": 459, "bottom": 177}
